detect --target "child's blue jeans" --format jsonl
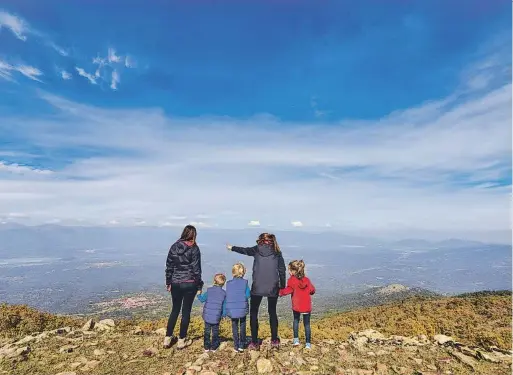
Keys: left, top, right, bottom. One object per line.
{"left": 204, "top": 322, "right": 220, "bottom": 350}
{"left": 293, "top": 311, "right": 311, "bottom": 343}
{"left": 231, "top": 317, "right": 247, "bottom": 349}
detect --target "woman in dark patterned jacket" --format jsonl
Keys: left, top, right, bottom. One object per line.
{"left": 164, "top": 225, "right": 204, "bottom": 349}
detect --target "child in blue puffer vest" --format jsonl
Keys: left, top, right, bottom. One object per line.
{"left": 225, "top": 263, "right": 251, "bottom": 352}
{"left": 197, "top": 273, "right": 227, "bottom": 352}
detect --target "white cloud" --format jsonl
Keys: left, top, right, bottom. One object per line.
{"left": 16, "top": 65, "right": 43, "bottom": 82}
{"left": 108, "top": 48, "right": 121, "bottom": 63}
{"left": 61, "top": 70, "right": 72, "bottom": 80}
{"left": 248, "top": 220, "right": 261, "bottom": 227}
{"left": 0, "top": 10, "right": 28, "bottom": 41}
{"left": 125, "top": 55, "right": 136, "bottom": 68}
{"left": 291, "top": 221, "right": 304, "bottom": 228}
{"left": 48, "top": 42, "right": 68, "bottom": 57}
{"left": 110, "top": 70, "right": 120, "bottom": 90}
{"left": 0, "top": 161, "right": 53, "bottom": 175}
{"left": 75, "top": 67, "right": 97, "bottom": 84}
{"left": 0, "top": 45, "right": 510, "bottom": 242}
{"left": 0, "top": 59, "right": 43, "bottom": 82}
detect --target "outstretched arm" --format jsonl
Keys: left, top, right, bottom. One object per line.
{"left": 229, "top": 245, "right": 258, "bottom": 256}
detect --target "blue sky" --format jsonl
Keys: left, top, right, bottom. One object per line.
{"left": 0, "top": 1, "right": 511, "bottom": 242}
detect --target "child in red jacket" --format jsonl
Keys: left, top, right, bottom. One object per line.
{"left": 279, "top": 260, "right": 315, "bottom": 349}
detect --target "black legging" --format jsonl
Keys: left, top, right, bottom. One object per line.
{"left": 250, "top": 295, "right": 279, "bottom": 343}
{"left": 166, "top": 283, "right": 197, "bottom": 338}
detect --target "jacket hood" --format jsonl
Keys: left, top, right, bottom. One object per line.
{"left": 295, "top": 276, "right": 309, "bottom": 289}
{"left": 174, "top": 240, "right": 194, "bottom": 255}
{"left": 257, "top": 244, "right": 277, "bottom": 257}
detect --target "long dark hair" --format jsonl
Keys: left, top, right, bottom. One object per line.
{"left": 179, "top": 225, "right": 197, "bottom": 244}
{"left": 256, "top": 233, "right": 280, "bottom": 252}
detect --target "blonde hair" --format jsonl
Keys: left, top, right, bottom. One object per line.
{"left": 256, "top": 233, "right": 281, "bottom": 252}
{"left": 232, "top": 262, "right": 246, "bottom": 278}
{"left": 289, "top": 260, "right": 305, "bottom": 279}
{"left": 213, "top": 273, "right": 226, "bottom": 286}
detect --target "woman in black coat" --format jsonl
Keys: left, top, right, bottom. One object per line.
{"left": 164, "top": 225, "right": 203, "bottom": 349}
{"left": 227, "top": 233, "right": 286, "bottom": 350}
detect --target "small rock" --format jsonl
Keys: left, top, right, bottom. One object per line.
{"left": 93, "top": 349, "right": 106, "bottom": 356}
{"left": 155, "top": 328, "right": 167, "bottom": 336}
{"left": 256, "top": 358, "right": 273, "bottom": 373}
{"left": 99, "top": 319, "right": 115, "bottom": 327}
{"left": 94, "top": 323, "right": 112, "bottom": 331}
{"left": 366, "top": 351, "right": 376, "bottom": 357}
{"left": 70, "top": 362, "right": 82, "bottom": 369}
{"left": 376, "top": 350, "right": 387, "bottom": 356}
{"left": 412, "top": 357, "right": 423, "bottom": 365}
{"left": 427, "top": 364, "right": 437, "bottom": 370}
{"left": 14, "top": 335, "right": 35, "bottom": 346}
{"left": 250, "top": 351, "right": 260, "bottom": 363}
{"left": 477, "top": 350, "right": 500, "bottom": 363}
{"left": 143, "top": 348, "right": 157, "bottom": 357}
{"left": 82, "top": 319, "right": 95, "bottom": 331}
{"left": 451, "top": 351, "right": 477, "bottom": 370}
{"left": 55, "top": 372, "right": 77, "bottom": 375}
{"left": 321, "top": 347, "right": 329, "bottom": 355}
{"left": 131, "top": 326, "right": 143, "bottom": 335}
{"left": 200, "top": 372, "right": 217, "bottom": 375}
{"left": 390, "top": 366, "right": 410, "bottom": 375}
{"left": 82, "top": 360, "right": 100, "bottom": 371}
{"left": 59, "top": 345, "right": 78, "bottom": 354}
{"left": 219, "top": 342, "right": 227, "bottom": 351}
{"left": 305, "top": 357, "right": 318, "bottom": 364}
{"left": 434, "top": 334, "right": 454, "bottom": 345}
{"left": 374, "top": 363, "right": 387, "bottom": 375}
{"left": 310, "top": 365, "right": 319, "bottom": 371}
{"left": 188, "top": 365, "right": 202, "bottom": 371}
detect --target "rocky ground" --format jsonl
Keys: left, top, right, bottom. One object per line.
{"left": 1, "top": 318, "right": 511, "bottom": 375}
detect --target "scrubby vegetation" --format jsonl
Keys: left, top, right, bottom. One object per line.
{"left": 2, "top": 293, "right": 511, "bottom": 350}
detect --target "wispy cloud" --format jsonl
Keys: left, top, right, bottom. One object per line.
{"left": 61, "top": 70, "right": 72, "bottom": 80}
{"left": 125, "top": 55, "right": 136, "bottom": 68}
{"left": 108, "top": 48, "right": 121, "bottom": 63}
{"left": 75, "top": 67, "right": 97, "bottom": 84}
{"left": 110, "top": 70, "right": 120, "bottom": 90}
{"left": 0, "top": 59, "right": 43, "bottom": 82}
{"left": 0, "top": 161, "right": 53, "bottom": 175}
{"left": 0, "top": 10, "right": 28, "bottom": 41}
{"left": 0, "top": 40, "right": 510, "bottom": 242}
{"left": 48, "top": 42, "right": 69, "bottom": 57}
{"left": 248, "top": 220, "right": 261, "bottom": 227}
{"left": 291, "top": 221, "right": 304, "bottom": 228}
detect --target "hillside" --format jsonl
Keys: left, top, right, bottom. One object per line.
{"left": 0, "top": 293, "right": 511, "bottom": 375}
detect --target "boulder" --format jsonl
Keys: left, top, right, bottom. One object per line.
{"left": 256, "top": 358, "right": 273, "bottom": 373}
{"left": 98, "top": 319, "right": 115, "bottom": 327}
{"left": 82, "top": 319, "right": 95, "bottom": 331}
{"left": 155, "top": 328, "right": 167, "bottom": 336}
{"left": 14, "top": 335, "right": 35, "bottom": 346}
{"left": 477, "top": 350, "right": 500, "bottom": 363}
{"left": 433, "top": 334, "right": 454, "bottom": 345}
{"left": 450, "top": 351, "right": 477, "bottom": 370}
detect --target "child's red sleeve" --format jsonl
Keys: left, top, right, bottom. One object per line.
{"left": 309, "top": 279, "right": 316, "bottom": 295}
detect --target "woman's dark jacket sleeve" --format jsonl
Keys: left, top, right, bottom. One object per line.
{"left": 165, "top": 249, "right": 174, "bottom": 285}
{"left": 231, "top": 245, "right": 258, "bottom": 256}
{"left": 191, "top": 245, "right": 204, "bottom": 291}
{"left": 277, "top": 252, "right": 286, "bottom": 289}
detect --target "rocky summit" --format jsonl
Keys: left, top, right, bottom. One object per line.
{"left": 0, "top": 320, "right": 511, "bottom": 375}
{"left": 0, "top": 293, "right": 511, "bottom": 375}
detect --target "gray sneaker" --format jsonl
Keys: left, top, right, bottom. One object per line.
{"left": 163, "top": 336, "right": 174, "bottom": 348}
{"left": 177, "top": 338, "right": 192, "bottom": 349}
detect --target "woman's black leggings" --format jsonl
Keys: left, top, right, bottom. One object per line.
{"left": 250, "top": 295, "right": 279, "bottom": 343}
{"left": 166, "top": 283, "right": 197, "bottom": 338}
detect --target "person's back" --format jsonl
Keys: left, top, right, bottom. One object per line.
{"left": 202, "top": 285, "right": 226, "bottom": 324}
{"left": 226, "top": 277, "right": 249, "bottom": 318}
{"left": 251, "top": 244, "right": 282, "bottom": 297}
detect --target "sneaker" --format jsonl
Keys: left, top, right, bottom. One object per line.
{"left": 177, "top": 338, "right": 192, "bottom": 349}
{"left": 247, "top": 342, "right": 260, "bottom": 351}
{"left": 237, "top": 347, "right": 244, "bottom": 353}
{"left": 271, "top": 339, "right": 280, "bottom": 350}
{"left": 305, "top": 343, "right": 312, "bottom": 350}
{"left": 292, "top": 338, "right": 300, "bottom": 346}
{"left": 163, "top": 336, "right": 176, "bottom": 349}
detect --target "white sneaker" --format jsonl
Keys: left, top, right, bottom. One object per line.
{"left": 163, "top": 336, "right": 173, "bottom": 348}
